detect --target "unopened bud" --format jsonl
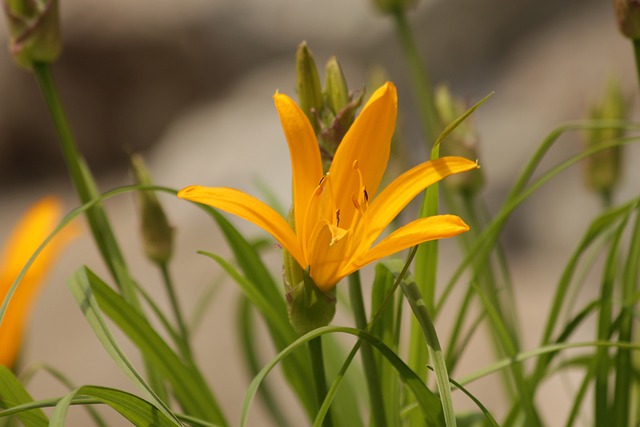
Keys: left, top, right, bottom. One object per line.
{"left": 324, "top": 56, "right": 350, "bottom": 117}
{"left": 3, "top": 0, "right": 61, "bottom": 69}
{"left": 317, "top": 57, "right": 362, "bottom": 168}
{"left": 583, "top": 79, "right": 626, "bottom": 195}
{"left": 435, "top": 85, "right": 484, "bottom": 196}
{"left": 296, "top": 41, "right": 323, "bottom": 132}
{"left": 283, "top": 208, "right": 335, "bottom": 335}
{"left": 130, "top": 154, "right": 174, "bottom": 265}
{"left": 613, "top": 0, "right": 640, "bottom": 39}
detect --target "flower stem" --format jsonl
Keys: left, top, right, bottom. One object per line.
{"left": 633, "top": 38, "right": 640, "bottom": 92}
{"left": 31, "top": 63, "right": 170, "bottom": 400}
{"left": 308, "top": 336, "right": 333, "bottom": 427}
{"left": 401, "top": 278, "right": 457, "bottom": 427}
{"left": 159, "top": 263, "right": 192, "bottom": 360}
{"left": 348, "top": 272, "right": 387, "bottom": 427}
{"left": 32, "top": 63, "right": 139, "bottom": 306}
{"left": 391, "top": 8, "right": 440, "bottom": 146}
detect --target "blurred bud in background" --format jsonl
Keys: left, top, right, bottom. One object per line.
{"left": 130, "top": 154, "right": 174, "bottom": 265}
{"left": 435, "top": 85, "right": 484, "bottom": 196}
{"left": 583, "top": 79, "right": 627, "bottom": 200}
{"left": 3, "top": 0, "right": 61, "bottom": 69}
{"left": 613, "top": 0, "right": 640, "bottom": 39}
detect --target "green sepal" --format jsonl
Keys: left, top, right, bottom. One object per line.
{"left": 285, "top": 266, "right": 336, "bottom": 336}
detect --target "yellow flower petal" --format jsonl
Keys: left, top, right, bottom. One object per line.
{"left": 346, "top": 214, "right": 470, "bottom": 275}
{"left": 178, "top": 186, "right": 305, "bottom": 268}
{"left": 328, "top": 82, "right": 397, "bottom": 228}
{"left": 365, "top": 157, "right": 477, "bottom": 248}
{"left": 0, "top": 196, "right": 78, "bottom": 367}
{"left": 274, "top": 93, "right": 324, "bottom": 237}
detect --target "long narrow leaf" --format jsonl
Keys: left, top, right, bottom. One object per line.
{"left": 50, "top": 386, "right": 183, "bottom": 427}
{"left": 241, "top": 326, "right": 443, "bottom": 427}
{"left": 76, "top": 267, "right": 227, "bottom": 425}
{"left": 0, "top": 366, "right": 48, "bottom": 427}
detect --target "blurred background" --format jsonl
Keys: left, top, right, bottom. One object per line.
{"left": 1, "top": 0, "right": 639, "bottom": 425}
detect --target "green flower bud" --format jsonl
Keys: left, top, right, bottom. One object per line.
{"left": 130, "top": 153, "right": 174, "bottom": 265}
{"left": 3, "top": 0, "right": 61, "bottom": 69}
{"left": 283, "top": 208, "right": 336, "bottom": 335}
{"left": 435, "top": 85, "right": 484, "bottom": 196}
{"left": 613, "top": 0, "right": 640, "bottom": 39}
{"left": 583, "top": 79, "right": 626, "bottom": 196}
{"left": 324, "top": 56, "right": 350, "bottom": 117}
{"left": 296, "top": 41, "right": 323, "bottom": 132}
{"left": 373, "top": 0, "right": 417, "bottom": 14}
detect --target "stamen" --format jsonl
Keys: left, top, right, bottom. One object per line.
{"left": 336, "top": 209, "right": 341, "bottom": 227}
{"left": 352, "top": 196, "right": 360, "bottom": 211}
{"left": 363, "top": 188, "right": 369, "bottom": 204}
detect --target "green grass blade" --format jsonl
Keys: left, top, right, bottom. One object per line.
{"left": 0, "top": 366, "right": 48, "bottom": 427}
{"left": 198, "top": 250, "right": 316, "bottom": 418}
{"left": 67, "top": 268, "right": 180, "bottom": 423}
{"left": 78, "top": 267, "right": 227, "bottom": 425}
{"left": 236, "top": 296, "right": 292, "bottom": 427}
{"left": 50, "top": 386, "right": 183, "bottom": 427}
{"left": 241, "top": 326, "right": 443, "bottom": 427}
{"left": 371, "top": 264, "right": 401, "bottom": 427}
{"left": 393, "top": 265, "right": 457, "bottom": 427}
{"left": 595, "top": 216, "right": 629, "bottom": 426}
{"left": 20, "top": 364, "right": 108, "bottom": 427}
{"left": 612, "top": 205, "right": 640, "bottom": 426}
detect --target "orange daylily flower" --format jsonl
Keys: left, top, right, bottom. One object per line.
{"left": 0, "top": 196, "right": 77, "bottom": 367}
{"left": 178, "top": 82, "right": 477, "bottom": 291}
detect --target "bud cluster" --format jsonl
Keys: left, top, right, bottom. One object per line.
{"left": 296, "top": 42, "right": 363, "bottom": 171}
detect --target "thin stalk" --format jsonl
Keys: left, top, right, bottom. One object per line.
{"left": 32, "top": 63, "right": 167, "bottom": 400}
{"left": 633, "top": 38, "right": 640, "bottom": 92}
{"left": 409, "top": 141, "right": 441, "bottom": 416}
{"left": 348, "top": 272, "right": 387, "bottom": 427}
{"left": 594, "top": 217, "right": 628, "bottom": 426}
{"left": 314, "top": 248, "right": 418, "bottom": 426}
{"left": 612, "top": 206, "right": 640, "bottom": 426}
{"left": 390, "top": 8, "right": 440, "bottom": 144}
{"left": 32, "top": 63, "right": 139, "bottom": 306}
{"left": 308, "top": 337, "right": 333, "bottom": 427}
{"left": 401, "top": 279, "right": 456, "bottom": 427}
{"left": 159, "top": 263, "right": 192, "bottom": 361}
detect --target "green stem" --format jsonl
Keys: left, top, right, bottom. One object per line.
{"left": 594, "top": 216, "right": 627, "bottom": 426}
{"left": 391, "top": 8, "right": 440, "bottom": 145}
{"left": 32, "top": 63, "right": 138, "bottom": 306}
{"left": 632, "top": 38, "right": 640, "bottom": 92}
{"left": 348, "top": 272, "right": 387, "bottom": 427}
{"left": 401, "top": 279, "right": 456, "bottom": 427}
{"left": 159, "top": 263, "right": 192, "bottom": 360}
{"left": 31, "top": 63, "right": 169, "bottom": 401}
{"left": 612, "top": 206, "right": 640, "bottom": 426}
{"left": 308, "top": 337, "right": 333, "bottom": 427}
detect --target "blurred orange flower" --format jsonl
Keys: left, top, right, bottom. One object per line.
{"left": 0, "top": 196, "right": 77, "bottom": 367}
